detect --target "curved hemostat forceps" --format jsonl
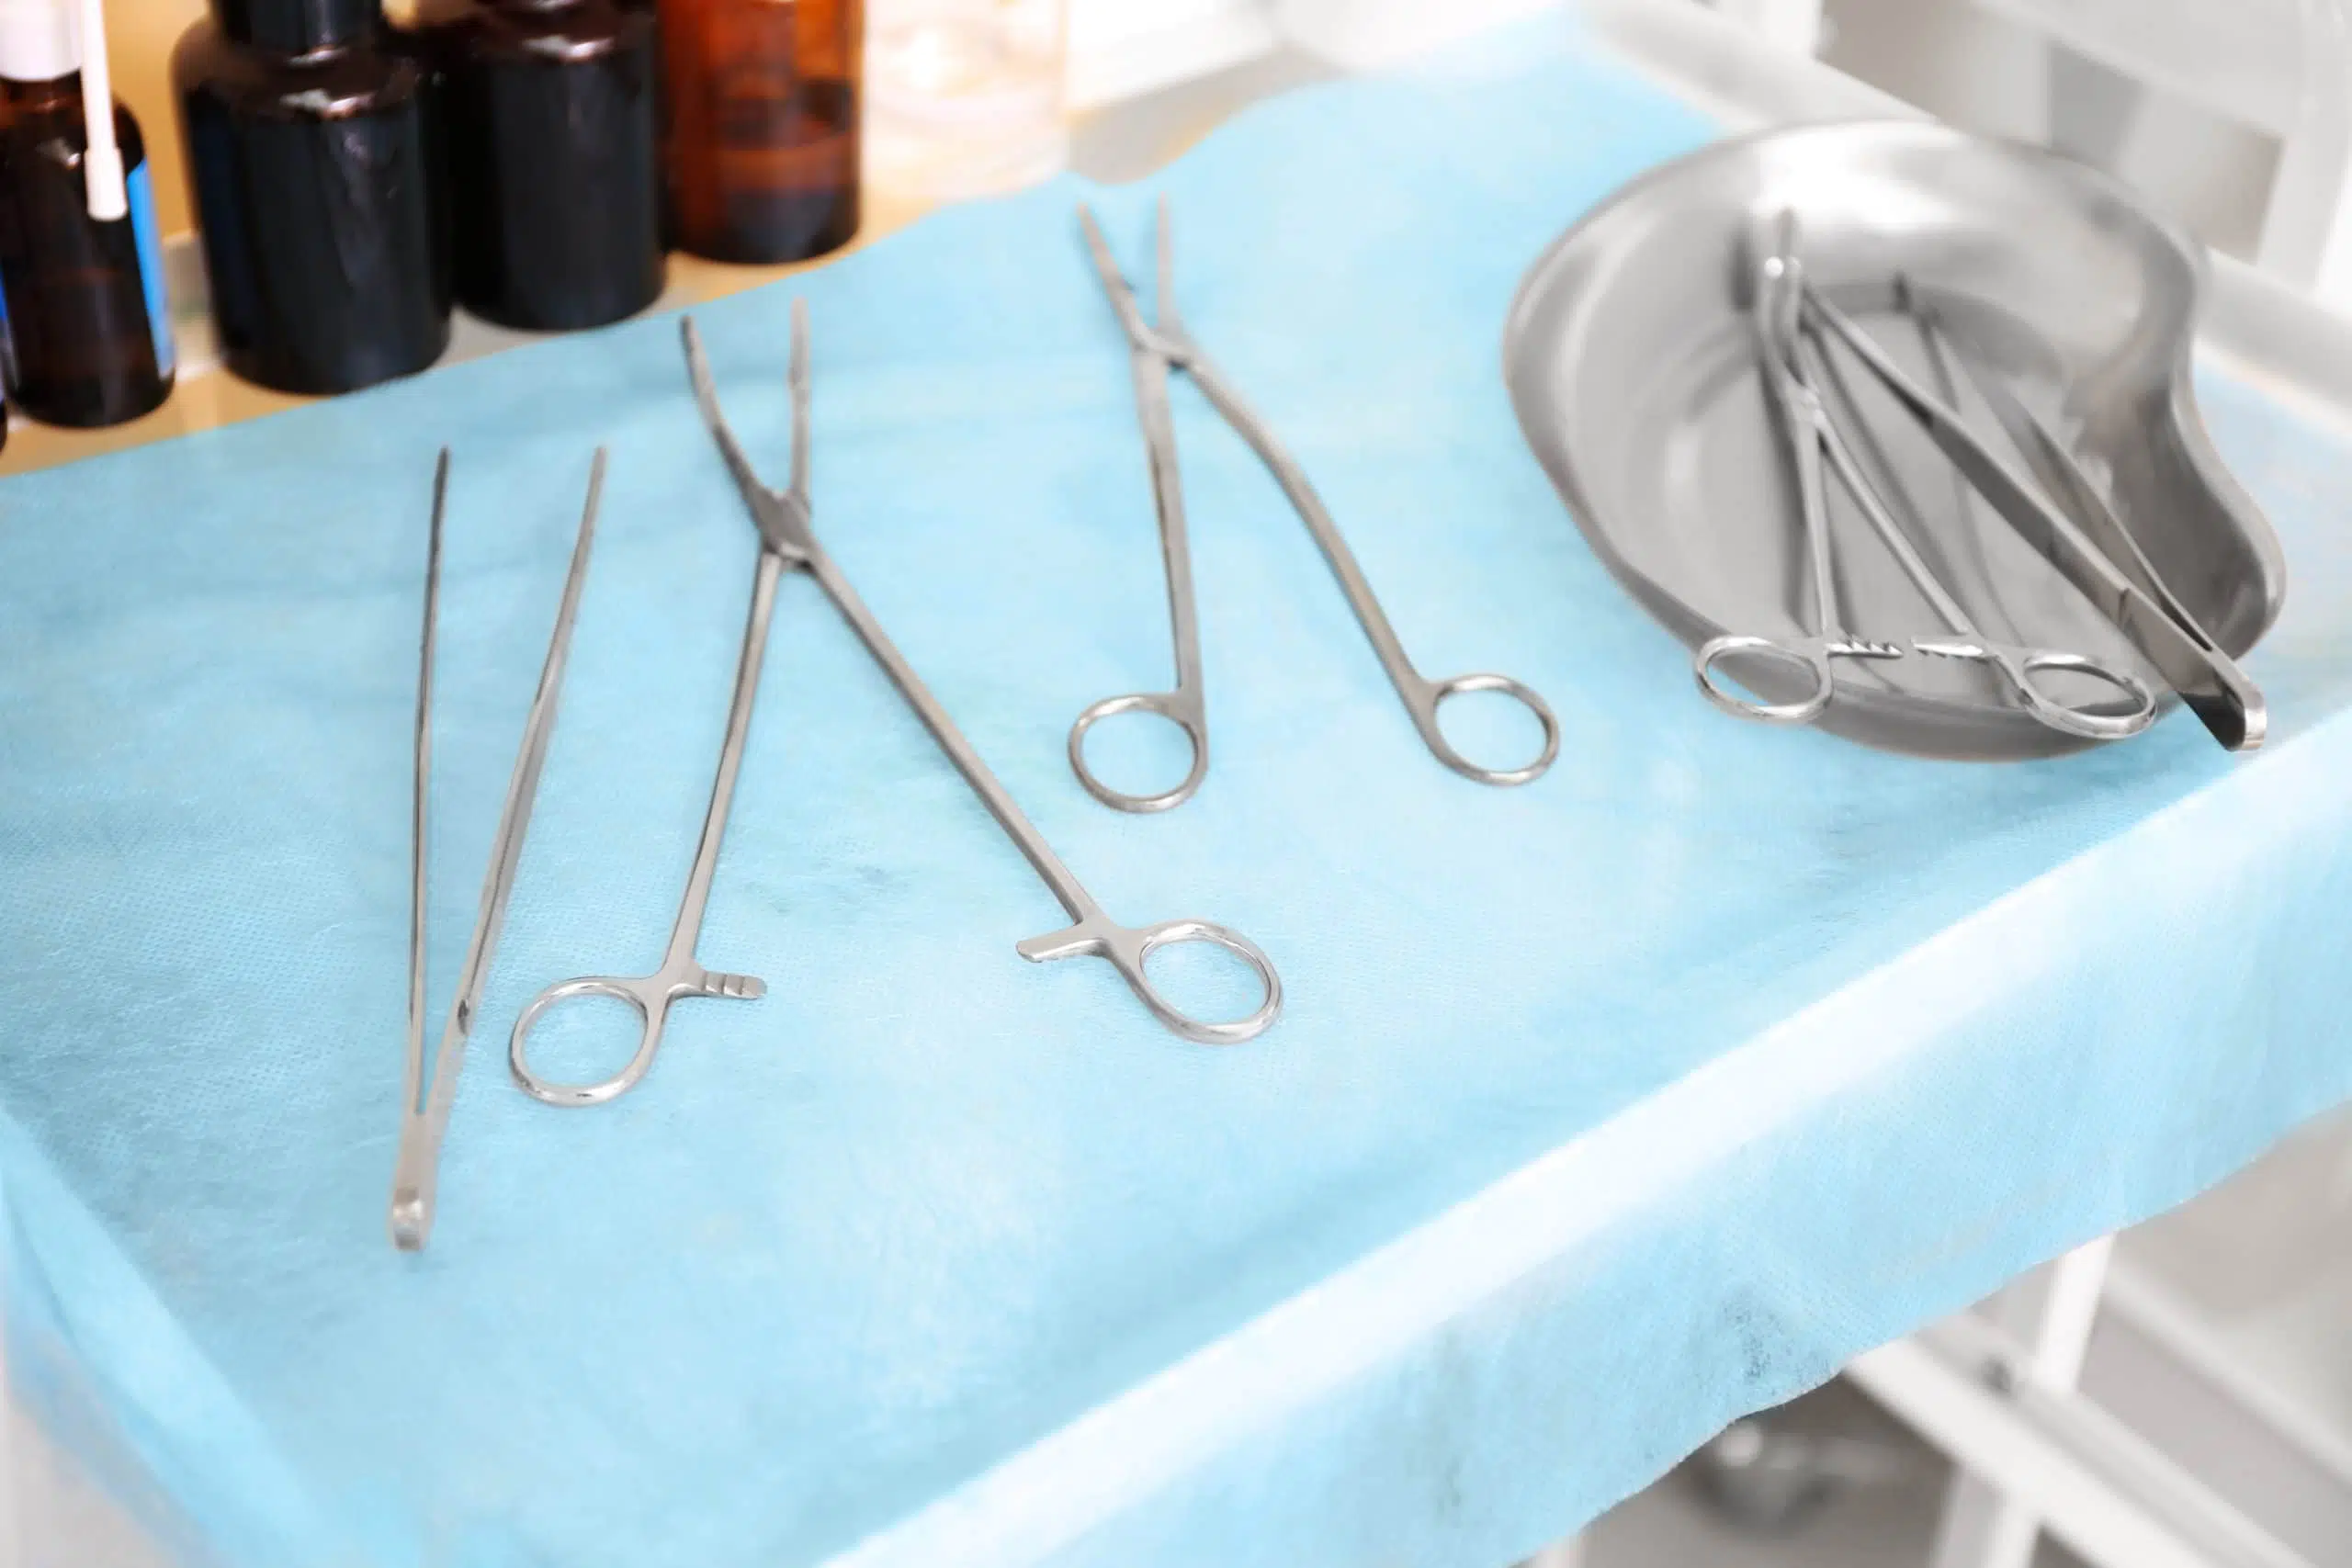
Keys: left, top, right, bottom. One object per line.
{"left": 1702, "top": 212, "right": 2156, "bottom": 741}
{"left": 1071, "top": 198, "right": 1560, "bottom": 812}
{"left": 583, "top": 301, "right": 1279, "bottom": 1056}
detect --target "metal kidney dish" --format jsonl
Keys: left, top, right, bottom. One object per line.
{"left": 1504, "top": 119, "right": 2286, "bottom": 761}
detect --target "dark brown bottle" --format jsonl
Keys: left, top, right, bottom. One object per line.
{"left": 0, "top": 74, "right": 174, "bottom": 426}
{"left": 173, "top": 0, "right": 450, "bottom": 394}
{"left": 656, "top": 0, "right": 858, "bottom": 264}
{"left": 412, "top": 0, "right": 662, "bottom": 330}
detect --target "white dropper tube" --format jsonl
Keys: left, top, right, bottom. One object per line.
{"left": 77, "top": 0, "right": 121, "bottom": 220}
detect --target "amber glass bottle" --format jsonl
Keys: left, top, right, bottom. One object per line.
{"left": 413, "top": 0, "right": 662, "bottom": 330}
{"left": 0, "top": 17, "right": 174, "bottom": 426}
{"left": 174, "top": 0, "right": 450, "bottom": 393}
{"left": 656, "top": 0, "right": 858, "bottom": 264}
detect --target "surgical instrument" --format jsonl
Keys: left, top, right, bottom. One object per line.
{"left": 684, "top": 300, "right": 1278, "bottom": 1049}
{"left": 1701, "top": 214, "right": 2156, "bottom": 740}
{"left": 391, "top": 446, "right": 606, "bottom": 1251}
{"left": 1888, "top": 278, "right": 2267, "bottom": 752}
{"left": 1798, "top": 323, "right": 2154, "bottom": 739}
{"left": 1693, "top": 217, "right": 1905, "bottom": 723}
{"left": 506, "top": 381, "right": 786, "bottom": 1111}
{"left": 1072, "top": 198, "right": 1560, "bottom": 811}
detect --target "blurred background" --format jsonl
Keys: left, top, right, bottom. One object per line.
{"left": 84, "top": 0, "right": 2352, "bottom": 268}
{"left": 17, "top": 0, "right": 2347, "bottom": 470}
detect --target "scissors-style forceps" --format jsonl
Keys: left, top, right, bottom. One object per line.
{"left": 599, "top": 302, "right": 1277, "bottom": 1061}
{"left": 1072, "top": 198, "right": 1560, "bottom": 811}
{"left": 1821, "top": 277, "right": 2261, "bottom": 751}
{"left": 1694, "top": 229, "right": 1905, "bottom": 723}
{"left": 506, "top": 411, "right": 786, "bottom": 1107}
{"left": 1702, "top": 213, "right": 2155, "bottom": 741}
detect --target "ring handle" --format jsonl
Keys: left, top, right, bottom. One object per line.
{"left": 2007, "top": 648, "right": 2159, "bottom": 741}
{"left": 509, "top": 975, "right": 670, "bottom": 1108}
{"left": 1693, "top": 634, "right": 1835, "bottom": 726}
{"left": 1419, "top": 672, "right": 1561, "bottom": 785}
{"left": 1125, "top": 919, "right": 1283, "bottom": 1044}
{"left": 1068, "top": 690, "right": 1209, "bottom": 813}
{"left": 1016, "top": 914, "right": 1282, "bottom": 1044}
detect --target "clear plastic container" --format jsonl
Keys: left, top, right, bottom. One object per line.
{"left": 865, "top": 0, "right": 1066, "bottom": 200}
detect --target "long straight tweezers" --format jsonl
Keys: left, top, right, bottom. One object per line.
{"left": 390, "top": 447, "right": 607, "bottom": 1251}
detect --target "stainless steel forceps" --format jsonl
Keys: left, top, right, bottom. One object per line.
{"left": 1693, "top": 225, "right": 1905, "bottom": 723}
{"left": 1818, "top": 277, "right": 2265, "bottom": 752}
{"left": 531, "top": 302, "right": 1277, "bottom": 1070}
{"left": 1071, "top": 198, "right": 1561, "bottom": 812}
{"left": 504, "top": 338, "right": 800, "bottom": 1108}
{"left": 1699, "top": 213, "right": 2156, "bottom": 741}
{"left": 392, "top": 447, "right": 605, "bottom": 1250}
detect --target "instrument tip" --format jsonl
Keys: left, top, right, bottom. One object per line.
{"left": 389, "top": 1190, "right": 429, "bottom": 1252}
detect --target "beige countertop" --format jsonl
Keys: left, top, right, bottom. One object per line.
{"left": 0, "top": 1, "right": 1268, "bottom": 479}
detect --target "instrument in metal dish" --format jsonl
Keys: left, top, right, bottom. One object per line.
{"left": 1698, "top": 208, "right": 2162, "bottom": 742}
{"left": 1505, "top": 119, "right": 2285, "bottom": 761}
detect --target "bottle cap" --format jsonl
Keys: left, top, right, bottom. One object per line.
{"left": 210, "top": 0, "right": 380, "bottom": 53}
{"left": 0, "top": 0, "right": 80, "bottom": 82}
